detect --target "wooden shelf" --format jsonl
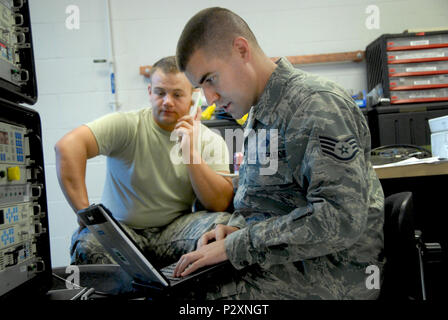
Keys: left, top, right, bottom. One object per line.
{"left": 271, "top": 50, "right": 365, "bottom": 65}
{"left": 140, "top": 65, "right": 153, "bottom": 77}
{"left": 139, "top": 50, "right": 365, "bottom": 77}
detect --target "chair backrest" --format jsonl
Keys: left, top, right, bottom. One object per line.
{"left": 380, "top": 191, "right": 422, "bottom": 300}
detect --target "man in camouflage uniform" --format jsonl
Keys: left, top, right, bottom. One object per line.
{"left": 173, "top": 7, "right": 385, "bottom": 299}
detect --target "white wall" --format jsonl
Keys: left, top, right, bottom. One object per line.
{"left": 27, "top": 0, "right": 448, "bottom": 266}
{"left": 110, "top": 0, "right": 448, "bottom": 109}
{"left": 28, "top": 0, "right": 112, "bottom": 267}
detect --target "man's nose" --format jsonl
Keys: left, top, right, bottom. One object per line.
{"left": 163, "top": 94, "right": 174, "bottom": 106}
{"left": 203, "top": 88, "right": 220, "bottom": 106}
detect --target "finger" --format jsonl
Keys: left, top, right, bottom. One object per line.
{"left": 174, "top": 253, "right": 199, "bottom": 277}
{"left": 181, "top": 258, "right": 206, "bottom": 277}
{"left": 177, "top": 115, "right": 194, "bottom": 125}
{"left": 215, "top": 224, "right": 227, "bottom": 241}
{"left": 173, "top": 127, "right": 189, "bottom": 142}
{"left": 173, "top": 255, "right": 190, "bottom": 277}
{"left": 174, "top": 120, "right": 193, "bottom": 130}
{"left": 197, "top": 231, "right": 215, "bottom": 249}
{"left": 172, "top": 127, "right": 183, "bottom": 139}
{"left": 197, "top": 235, "right": 206, "bottom": 249}
{"left": 174, "top": 125, "right": 193, "bottom": 143}
{"left": 173, "top": 256, "right": 183, "bottom": 277}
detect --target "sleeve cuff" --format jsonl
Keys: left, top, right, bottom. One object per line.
{"left": 225, "top": 227, "right": 258, "bottom": 270}
{"left": 226, "top": 212, "right": 247, "bottom": 229}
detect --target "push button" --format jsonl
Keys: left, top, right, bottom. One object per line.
{"left": 7, "top": 166, "right": 20, "bottom": 181}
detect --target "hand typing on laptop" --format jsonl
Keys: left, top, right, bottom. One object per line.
{"left": 173, "top": 224, "right": 239, "bottom": 277}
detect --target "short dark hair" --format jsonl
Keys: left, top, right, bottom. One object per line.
{"left": 149, "top": 56, "right": 179, "bottom": 83}
{"left": 176, "top": 7, "right": 260, "bottom": 71}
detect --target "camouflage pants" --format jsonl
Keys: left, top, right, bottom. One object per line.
{"left": 70, "top": 210, "right": 231, "bottom": 268}
{"left": 201, "top": 261, "right": 382, "bottom": 300}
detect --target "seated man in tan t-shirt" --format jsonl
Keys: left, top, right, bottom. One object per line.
{"left": 55, "top": 56, "right": 233, "bottom": 267}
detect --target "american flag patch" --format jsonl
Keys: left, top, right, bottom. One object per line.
{"left": 319, "top": 135, "right": 359, "bottom": 162}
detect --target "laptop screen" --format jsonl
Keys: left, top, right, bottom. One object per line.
{"left": 77, "top": 204, "right": 169, "bottom": 287}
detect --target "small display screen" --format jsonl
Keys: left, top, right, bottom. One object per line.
{"left": 0, "top": 131, "right": 8, "bottom": 145}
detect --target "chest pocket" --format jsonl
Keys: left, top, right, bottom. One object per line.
{"left": 242, "top": 148, "right": 293, "bottom": 187}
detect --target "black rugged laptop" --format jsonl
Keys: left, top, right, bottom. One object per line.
{"left": 77, "top": 204, "right": 230, "bottom": 291}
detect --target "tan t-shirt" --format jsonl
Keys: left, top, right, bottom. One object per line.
{"left": 86, "top": 108, "right": 230, "bottom": 228}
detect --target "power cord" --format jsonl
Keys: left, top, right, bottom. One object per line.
{"left": 51, "top": 272, "right": 115, "bottom": 300}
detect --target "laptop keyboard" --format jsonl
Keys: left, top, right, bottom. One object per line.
{"left": 160, "top": 262, "right": 196, "bottom": 283}
{"left": 160, "top": 263, "right": 182, "bottom": 282}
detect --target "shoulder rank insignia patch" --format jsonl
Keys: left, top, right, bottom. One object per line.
{"left": 319, "top": 135, "right": 359, "bottom": 162}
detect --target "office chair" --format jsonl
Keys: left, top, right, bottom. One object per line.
{"left": 379, "top": 191, "right": 442, "bottom": 300}
{"left": 380, "top": 192, "right": 424, "bottom": 300}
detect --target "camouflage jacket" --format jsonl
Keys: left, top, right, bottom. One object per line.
{"left": 224, "top": 58, "right": 385, "bottom": 299}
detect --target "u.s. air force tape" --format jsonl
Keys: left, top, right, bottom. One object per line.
{"left": 318, "top": 135, "right": 359, "bottom": 162}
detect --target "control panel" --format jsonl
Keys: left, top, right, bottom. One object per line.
{"left": 0, "top": 0, "right": 37, "bottom": 104}
{"left": 0, "top": 0, "right": 49, "bottom": 300}
{"left": 0, "top": 0, "right": 28, "bottom": 84}
{"left": 0, "top": 119, "right": 47, "bottom": 297}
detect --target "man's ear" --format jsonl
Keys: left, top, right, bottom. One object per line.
{"left": 147, "top": 83, "right": 152, "bottom": 95}
{"left": 233, "top": 36, "right": 251, "bottom": 62}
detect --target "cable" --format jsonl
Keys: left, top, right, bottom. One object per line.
{"left": 80, "top": 288, "right": 96, "bottom": 300}
{"left": 52, "top": 272, "right": 116, "bottom": 299}
{"left": 52, "top": 272, "right": 83, "bottom": 290}
{"left": 371, "top": 144, "right": 432, "bottom": 157}
{"left": 70, "top": 287, "right": 89, "bottom": 300}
